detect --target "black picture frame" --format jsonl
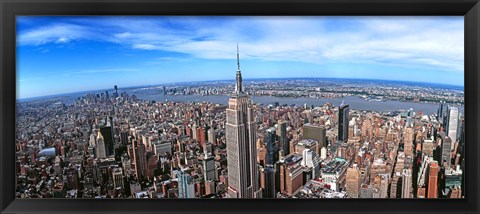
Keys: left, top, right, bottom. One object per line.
{"left": 1, "top": 0, "right": 479, "bottom": 214}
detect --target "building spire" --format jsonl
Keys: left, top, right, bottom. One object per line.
{"left": 237, "top": 43, "right": 240, "bottom": 71}
{"left": 235, "top": 43, "right": 243, "bottom": 94}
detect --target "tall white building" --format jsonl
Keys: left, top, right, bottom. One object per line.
{"left": 446, "top": 106, "right": 459, "bottom": 150}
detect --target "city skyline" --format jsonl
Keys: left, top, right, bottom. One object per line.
{"left": 15, "top": 45, "right": 465, "bottom": 199}
{"left": 17, "top": 16, "right": 464, "bottom": 99}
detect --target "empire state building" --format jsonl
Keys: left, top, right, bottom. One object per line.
{"left": 226, "top": 45, "right": 261, "bottom": 198}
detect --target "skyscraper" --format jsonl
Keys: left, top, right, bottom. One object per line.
{"left": 446, "top": 106, "right": 459, "bottom": 150}
{"left": 346, "top": 164, "right": 361, "bottom": 198}
{"left": 100, "top": 117, "right": 115, "bottom": 157}
{"left": 338, "top": 102, "right": 349, "bottom": 142}
{"left": 404, "top": 126, "right": 414, "bottom": 157}
{"left": 176, "top": 169, "right": 196, "bottom": 198}
{"left": 265, "top": 127, "right": 277, "bottom": 165}
{"left": 114, "top": 85, "right": 118, "bottom": 98}
{"left": 277, "top": 120, "right": 288, "bottom": 155}
{"left": 439, "top": 132, "right": 452, "bottom": 168}
{"left": 226, "top": 45, "right": 261, "bottom": 198}
{"left": 96, "top": 131, "right": 107, "bottom": 159}
{"left": 303, "top": 123, "right": 327, "bottom": 148}
{"left": 261, "top": 164, "right": 276, "bottom": 198}
{"left": 402, "top": 168, "right": 412, "bottom": 198}
{"left": 427, "top": 161, "right": 439, "bottom": 198}
{"left": 203, "top": 152, "right": 216, "bottom": 182}
{"left": 112, "top": 167, "right": 124, "bottom": 189}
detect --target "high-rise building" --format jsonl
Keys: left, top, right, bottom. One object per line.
{"left": 401, "top": 168, "right": 412, "bottom": 198}
{"left": 265, "top": 127, "right": 277, "bottom": 165}
{"left": 437, "top": 101, "right": 447, "bottom": 121}
{"left": 226, "top": 45, "right": 261, "bottom": 198}
{"left": 114, "top": 85, "right": 118, "bottom": 98}
{"left": 338, "top": 102, "right": 349, "bottom": 142}
{"left": 96, "top": 131, "right": 107, "bottom": 159}
{"left": 112, "top": 167, "right": 124, "bottom": 189}
{"left": 132, "top": 140, "right": 147, "bottom": 180}
{"left": 100, "top": 118, "right": 115, "bottom": 157}
{"left": 176, "top": 169, "right": 195, "bottom": 198}
{"left": 278, "top": 154, "right": 304, "bottom": 196}
{"left": 403, "top": 126, "right": 413, "bottom": 157}
{"left": 300, "top": 148, "right": 321, "bottom": 179}
{"left": 261, "top": 164, "right": 276, "bottom": 198}
{"left": 120, "top": 130, "right": 129, "bottom": 146}
{"left": 446, "top": 106, "right": 459, "bottom": 150}
{"left": 277, "top": 120, "right": 288, "bottom": 154}
{"left": 427, "top": 161, "right": 439, "bottom": 198}
{"left": 203, "top": 152, "right": 216, "bottom": 182}
{"left": 207, "top": 129, "right": 216, "bottom": 145}
{"left": 346, "top": 164, "right": 361, "bottom": 198}
{"left": 302, "top": 123, "right": 327, "bottom": 148}
{"left": 439, "top": 132, "right": 452, "bottom": 168}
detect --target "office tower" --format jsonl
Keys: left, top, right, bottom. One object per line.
{"left": 207, "top": 129, "right": 216, "bottom": 145}
{"left": 402, "top": 168, "right": 412, "bottom": 198}
{"left": 437, "top": 101, "right": 447, "bottom": 120}
{"left": 112, "top": 167, "right": 124, "bottom": 189}
{"left": 427, "top": 161, "right": 439, "bottom": 198}
{"left": 145, "top": 153, "right": 157, "bottom": 180}
{"left": 338, "top": 101, "right": 349, "bottom": 142}
{"left": 301, "top": 149, "right": 321, "bottom": 179}
{"left": 226, "top": 45, "right": 261, "bottom": 198}
{"left": 439, "top": 132, "right": 452, "bottom": 167}
{"left": 96, "top": 131, "right": 107, "bottom": 159}
{"left": 446, "top": 106, "right": 459, "bottom": 150}
{"left": 176, "top": 169, "right": 196, "bottom": 198}
{"left": 203, "top": 152, "right": 216, "bottom": 182}
{"left": 262, "top": 165, "right": 276, "bottom": 198}
{"left": 404, "top": 126, "right": 413, "bottom": 157}
{"left": 120, "top": 130, "right": 129, "bottom": 146}
{"left": 114, "top": 85, "right": 118, "bottom": 98}
{"left": 121, "top": 154, "right": 131, "bottom": 176}
{"left": 100, "top": 118, "right": 115, "bottom": 157}
{"left": 278, "top": 154, "right": 304, "bottom": 196}
{"left": 163, "top": 86, "right": 167, "bottom": 95}
{"left": 265, "top": 127, "right": 277, "bottom": 165}
{"left": 277, "top": 120, "right": 288, "bottom": 154}
{"left": 302, "top": 123, "right": 327, "bottom": 148}
{"left": 346, "top": 164, "right": 361, "bottom": 198}
{"left": 192, "top": 124, "right": 198, "bottom": 140}
{"left": 132, "top": 140, "right": 147, "bottom": 180}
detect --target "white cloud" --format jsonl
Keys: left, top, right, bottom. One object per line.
{"left": 18, "top": 24, "right": 93, "bottom": 45}
{"left": 133, "top": 44, "right": 157, "bottom": 50}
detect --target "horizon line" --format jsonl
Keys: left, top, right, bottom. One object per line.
{"left": 17, "top": 76, "right": 465, "bottom": 101}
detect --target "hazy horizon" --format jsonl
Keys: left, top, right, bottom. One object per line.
{"left": 16, "top": 76, "right": 464, "bottom": 101}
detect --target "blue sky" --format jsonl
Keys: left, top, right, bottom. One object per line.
{"left": 17, "top": 16, "right": 464, "bottom": 99}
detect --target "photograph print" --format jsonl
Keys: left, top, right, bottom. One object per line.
{"left": 15, "top": 16, "right": 465, "bottom": 199}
